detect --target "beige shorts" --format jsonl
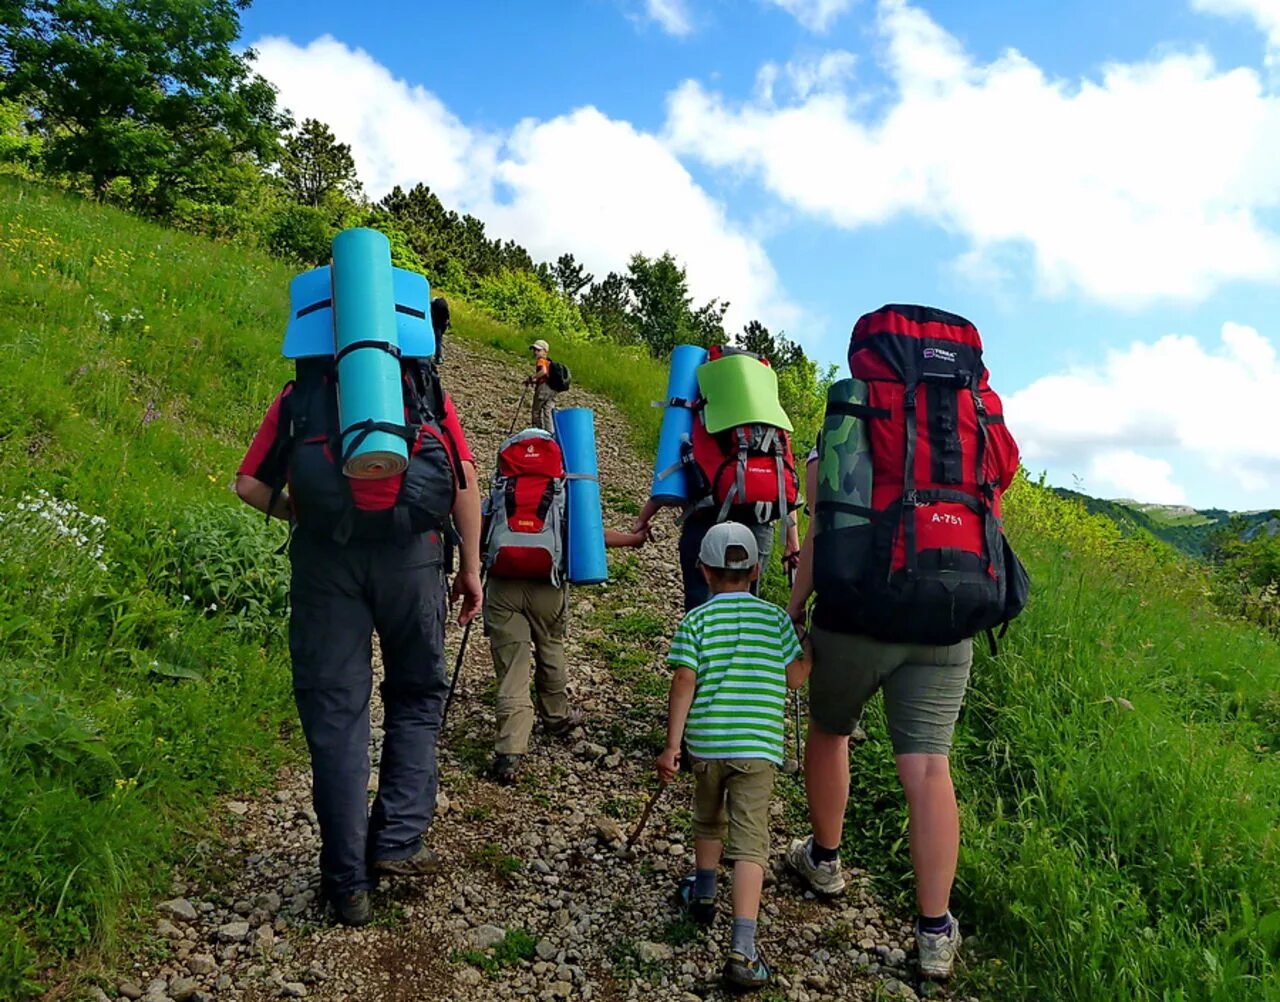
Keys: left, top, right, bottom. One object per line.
{"left": 809, "top": 627, "right": 973, "bottom": 756}
{"left": 691, "top": 757, "right": 776, "bottom": 867}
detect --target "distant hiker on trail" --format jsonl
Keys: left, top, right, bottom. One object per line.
{"left": 785, "top": 305, "right": 1026, "bottom": 980}
{"left": 481, "top": 426, "right": 648, "bottom": 784}
{"left": 635, "top": 345, "right": 800, "bottom": 612}
{"left": 527, "top": 338, "right": 570, "bottom": 432}
{"left": 237, "top": 258, "right": 483, "bottom": 928}
{"left": 657, "top": 521, "right": 811, "bottom": 991}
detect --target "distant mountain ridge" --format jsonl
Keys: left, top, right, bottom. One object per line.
{"left": 1051, "top": 489, "right": 1280, "bottom": 557}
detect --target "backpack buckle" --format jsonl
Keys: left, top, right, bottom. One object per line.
{"left": 902, "top": 489, "right": 920, "bottom": 507}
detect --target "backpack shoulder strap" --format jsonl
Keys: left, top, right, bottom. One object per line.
{"left": 264, "top": 381, "right": 296, "bottom": 526}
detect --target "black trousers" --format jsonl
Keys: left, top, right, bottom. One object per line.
{"left": 288, "top": 529, "right": 449, "bottom": 896}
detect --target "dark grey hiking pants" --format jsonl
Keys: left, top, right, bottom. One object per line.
{"left": 288, "top": 529, "right": 449, "bottom": 897}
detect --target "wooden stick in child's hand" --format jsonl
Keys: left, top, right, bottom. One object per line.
{"left": 620, "top": 782, "right": 668, "bottom": 859}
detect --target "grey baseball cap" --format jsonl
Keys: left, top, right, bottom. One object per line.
{"left": 699, "top": 521, "right": 759, "bottom": 570}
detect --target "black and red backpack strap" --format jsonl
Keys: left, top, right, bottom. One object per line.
{"left": 263, "top": 380, "right": 296, "bottom": 527}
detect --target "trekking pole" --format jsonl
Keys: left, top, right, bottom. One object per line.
{"left": 786, "top": 564, "right": 805, "bottom": 773}
{"left": 620, "top": 782, "right": 668, "bottom": 858}
{"left": 441, "top": 618, "right": 474, "bottom": 729}
{"left": 508, "top": 383, "right": 530, "bottom": 435}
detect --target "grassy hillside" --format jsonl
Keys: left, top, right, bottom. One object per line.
{"left": 3, "top": 178, "right": 1279, "bottom": 1000}
{"left": 1055, "top": 488, "right": 1280, "bottom": 558}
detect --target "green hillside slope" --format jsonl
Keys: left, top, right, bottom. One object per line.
{"left": 2, "top": 178, "right": 1279, "bottom": 1000}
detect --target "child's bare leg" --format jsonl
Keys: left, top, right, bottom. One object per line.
{"left": 730, "top": 860, "right": 765, "bottom": 959}
{"left": 694, "top": 837, "right": 722, "bottom": 899}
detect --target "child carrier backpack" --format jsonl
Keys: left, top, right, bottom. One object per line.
{"left": 547, "top": 360, "right": 572, "bottom": 393}
{"left": 483, "top": 428, "right": 567, "bottom": 583}
{"left": 682, "top": 346, "right": 799, "bottom": 526}
{"left": 267, "top": 357, "right": 462, "bottom": 544}
{"left": 812, "top": 305, "right": 1028, "bottom": 646}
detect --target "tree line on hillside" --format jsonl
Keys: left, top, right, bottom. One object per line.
{"left": 0, "top": 0, "right": 832, "bottom": 448}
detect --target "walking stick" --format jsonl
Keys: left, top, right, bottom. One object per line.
{"left": 786, "top": 564, "right": 805, "bottom": 772}
{"left": 621, "top": 782, "right": 668, "bottom": 858}
{"left": 441, "top": 617, "right": 474, "bottom": 729}
{"left": 508, "top": 382, "right": 530, "bottom": 435}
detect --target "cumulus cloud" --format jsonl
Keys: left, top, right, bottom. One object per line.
{"left": 763, "top": 0, "right": 858, "bottom": 33}
{"left": 252, "top": 34, "right": 795, "bottom": 332}
{"left": 1005, "top": 322, "right": 1280, "bottom": 502}
{"left": 1194, "top": 0, "right": 1280, "bottom": 66}
{"left": 756, "top": 50, "right": 859, "bottom": 102}
{"left": 1087, "top": 450, "right": 1187, "bottom": 505}
{"left": 665, "top": 0, "right": 1280, "bottom": 306}
{"left": 643, "top": 0, "right": 694, "bottom": 36}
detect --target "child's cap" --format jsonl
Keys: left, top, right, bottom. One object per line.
{"left": 699, "top": 521, "right": 759, "bottom": 570}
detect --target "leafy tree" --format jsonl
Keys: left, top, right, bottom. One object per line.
{"left": 580, "top": 271, "right": 637, "bottom": 344}
{"left": 0, "top": 0, "right": 288, "bottom": 213}
{"left": 279, "top": 118, "right": 360, "bottom": 207}
{"left": 736, "top": 319, "right": 804, "bottom": 370}
{"left": 553, "top": 252, "right": 593, "bottom": 301}
{"left": 626, "top": 252, "right": 694, "bottom": 357}
{"left": 689, "top": 297, "right": 728, "bottom": 348}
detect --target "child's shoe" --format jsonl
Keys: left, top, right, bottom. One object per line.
{"left": 722, "top": 946, "right": 771, "bottom": 991}
{"left": 675, "top": 874, "right": 717, "bottom": 925}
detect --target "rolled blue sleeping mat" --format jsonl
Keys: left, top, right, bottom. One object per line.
{"left": 284, "top": 265, "right": 435, "bottom": 359}
{"left": 331, "top": 228, "right": 407, "bottom": 479}
{"left": 555, "top": 407, "right": 608, "bottom": 585}
{"left": 651, "top": 344, "right": 708, "bottom": 503}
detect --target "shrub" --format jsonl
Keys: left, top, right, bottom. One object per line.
{"left": 265, "top": 203, "right": 332, "bottom": 264}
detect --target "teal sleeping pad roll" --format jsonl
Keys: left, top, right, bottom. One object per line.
{"left": 331, "top": 228, "right": 408, "bottom": 479}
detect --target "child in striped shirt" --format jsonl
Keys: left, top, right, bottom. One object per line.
{"left": 657, "top": 521, "right": 810, "bottom": 991}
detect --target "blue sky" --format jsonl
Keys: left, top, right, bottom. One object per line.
{"left": 240, "top": 0, "right": 1280, "bottom": 510}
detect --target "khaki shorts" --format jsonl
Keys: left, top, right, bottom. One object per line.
{"left": 809, "top": 627, "right": 973, "bottom": 756}
{"left": 691, "top": 758, "right": 775, "bottom": 867}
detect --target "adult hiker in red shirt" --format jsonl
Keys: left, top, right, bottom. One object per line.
{"left": 236, "top": 353, "right": 482, "bottom": 928}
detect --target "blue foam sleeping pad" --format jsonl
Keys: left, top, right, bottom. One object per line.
{"left": 555, "top": 408, "right": 608, "bottom": 585}
{"left": 283, "top": 265, "right": 436, "bottom": 360}
{"left": 650, "top": 344, "right": 708, "bottom": 503}
{"left": 331, "top": 228, "right": 407, "bottom": 479}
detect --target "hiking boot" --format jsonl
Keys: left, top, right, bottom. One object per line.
{"left": 722, "top": 947, "right": 771, "bottom": 991}
{"left": 544, "top": 708, "right": 584, "bottom": 739}
{"left": 373, "top": 844, "right": 440, "bottom": 877}
{"left": 676, "top": 873, "right": 717, "bottom": 925}
{"left": 785, "top": 836, "right": 846, "bottom": 897}
{"left": 491, "top": 752, "right": 523, "bottom": 785}
{"left": 916, "top": 913, "right": 961, "bottom": 979}
{"left": 332, "top": 890, "right": 371, "bottom": 927}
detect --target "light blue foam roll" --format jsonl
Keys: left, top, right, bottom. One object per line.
{"left": 651, "top": 344, "right": 708, "bottom": 503}
{"left": 284, "top": 265, "right": 435, "bottom": 360}
{"left": 331, "top": 228, "right": 407, "bottom": 479}
{"left": 555, "top": 407, "right": 608, "bottom": 585}
{"left": 283, "top": 266, "right": 334, "bottom": 359}
{"left": 392, "top": 268, "right": 435, "bottom": 359}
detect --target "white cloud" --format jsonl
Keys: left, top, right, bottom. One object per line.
{"left": 756, "top": 50, "right": 858, "bottom": 102}
{"left": 665, "top": 0, "right": 1280, "bottom": 306}
{"left": 764, "top": 0, "right": 858, "bottom": 33}
{"left": 643, "top": 0, "right": 694, "bottom": 36}
{"left": 1193, "top": 0, "right": 1280, "bottom": 66}
{"left": 252, "top": 34, "right": 795, "bottom": 333}
{"left": 1006, "top": 322, "right": 1280, "bottom": 501}
{"left": 1087, "top": 450, "right": 1187, "bottom": 505}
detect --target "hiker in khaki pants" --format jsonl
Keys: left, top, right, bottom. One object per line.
{"left": 485, "top": 528, "right": 646, "bottom": 784}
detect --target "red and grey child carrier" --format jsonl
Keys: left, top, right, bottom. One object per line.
{"left": 483, "top": 429, "right": 567, "bottom": 583}
{"left": 813, "top": 305, "right": 1027, "bottom": 645}
{"left": 684, "top": 346, "right": 799, "bottom": 527}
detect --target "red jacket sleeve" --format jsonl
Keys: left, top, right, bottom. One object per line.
{"left": 981, "top": 383, "right": 1020, "bottom": 491}
{"left": 441, "top": 392, "right": 475, "bottom": 466}
{"left": 238, "top": 390, "right": 288, "bottom": 485}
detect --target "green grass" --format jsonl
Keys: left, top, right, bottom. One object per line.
{"left": 6, "top": 176, "right": 1280, "bottom": 1001}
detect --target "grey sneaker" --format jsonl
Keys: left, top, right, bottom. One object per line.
{"left": 785, "top": 837, "right": 846, "bottom": 897}
{"left": 373, "top": 844, "right": 440, "bottom": 877}
{"left": 916, "top": 913, "right": 961, "bottom": 979}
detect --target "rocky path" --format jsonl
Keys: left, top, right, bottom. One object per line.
{"left": 94, "top": 340, "right": 963, "bottom": 1002}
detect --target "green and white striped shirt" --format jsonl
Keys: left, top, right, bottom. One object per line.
{"left": 668, "top": 592, "right": 802, "bottom": 766}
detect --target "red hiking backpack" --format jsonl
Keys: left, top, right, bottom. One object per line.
{"left": 684, "top": 347, "right": 799, "bottom": 526}
{"left": 813, "top": 305, "right": 1027, "bottom": 645}
{"left": 483, "top": 429, "right": 567, "bottom": 583}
